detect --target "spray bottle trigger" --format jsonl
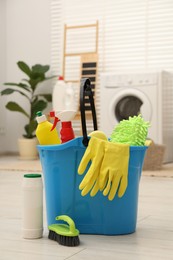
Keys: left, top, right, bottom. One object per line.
{"left": 51, "top": 117, "right": 60, "bottom": 131}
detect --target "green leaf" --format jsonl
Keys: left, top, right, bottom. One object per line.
{"left": 28, "top": 77, "right": 45, "bottom": 91}
{"left": 1, "top": 89, "right": 16, "bottom": 95}
{"left": 6, "top": 102, "right": 30, "bottom": 118}
{"left": 1, "top": 88, "right": 30, "bottom": 101}
{"left": 45, "top": 75, "right": 57, "bottom": 80}
{"left": 23, "top": 134, "right": 36, "bottom": 139}
{"left": 32, "top": 64, "right": 50, "bottom": 74}
{"left": 4, "top": 82, "right": 31, "bottom": 92}
{"left": 35, "top": 94, "right": 52, "bottom": 102}
{"left": 17, "top": 61, "right": 31, "bottom": 77}
{"left": 24, "top": 120, "right": 37, "bottom": 138}
{"left": 31, "top": 99, "right": 47, "bottom": 120}
{"left": 32, "top": 96, "right": 38, "bottom": 105}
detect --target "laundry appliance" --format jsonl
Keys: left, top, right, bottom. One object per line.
{"left": 100, "top": 72, "right": 162, "bottom": 144}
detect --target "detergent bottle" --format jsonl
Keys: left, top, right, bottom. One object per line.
{"left": 52, "top": 76, "right": 66, "bottom": 112}
{"left": 52, "top": 77, "right": 76, "bottom": 112}
{"left": 64, "top": 82, "right": 76, "bottom": 111}
{"left": 36, "top": 111, "right": 61, "bottom": 145}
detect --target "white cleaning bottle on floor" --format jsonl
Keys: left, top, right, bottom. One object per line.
{"left": 22, "top": 173, "right": 43, "bottom": 239}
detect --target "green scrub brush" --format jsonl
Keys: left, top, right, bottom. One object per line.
{"left": 110, "top": 114, "right": 150, "bottom": 146}
{"left": 48, "top": 215, "right": 80, "bottom": 247}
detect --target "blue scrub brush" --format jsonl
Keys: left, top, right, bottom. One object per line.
{"left": 110, "top": 114, "right": 150, "bottom": 146}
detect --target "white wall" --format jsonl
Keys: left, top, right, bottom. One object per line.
{"left": 0, "top": 0, "right": 7, "bottom": 153}
{"left": 0, "top": 0, "right": 52, "bottom": 152}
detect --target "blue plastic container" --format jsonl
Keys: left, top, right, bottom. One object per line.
{"left": 38, "top": 137, "right": 147, "bottom": 235}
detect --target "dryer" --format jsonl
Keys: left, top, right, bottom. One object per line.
{"left": 100, "top": 72, "right": 162, "bottom": 144}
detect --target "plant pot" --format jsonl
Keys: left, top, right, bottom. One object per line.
{"left": 18, "top": 138, "right": 38, "bottom": 160}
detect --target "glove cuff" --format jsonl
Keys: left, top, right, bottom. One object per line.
{"left": 105, "top": 141, "right": 130, "bottom": 156}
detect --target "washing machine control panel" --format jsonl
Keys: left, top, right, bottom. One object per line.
{"left": 104, "top": 73, "right": 158, "bottom": 88}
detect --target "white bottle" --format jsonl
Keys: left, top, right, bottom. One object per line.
{"left": 52, "top": 76, "right": 67, "bottom": 112}
{"left": 64, "top": 82, "right": 76, "bottom": 111}
{"left": 22, "top": 174, "right": 43, "bottom": 239}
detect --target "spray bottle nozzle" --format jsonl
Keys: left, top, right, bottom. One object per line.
{"left": 49, "top": 111, "right": 60, "bottom": 131}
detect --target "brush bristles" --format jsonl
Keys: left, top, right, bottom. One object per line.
{"left": 48, "top": 230, "right": 80, "bottom": 247}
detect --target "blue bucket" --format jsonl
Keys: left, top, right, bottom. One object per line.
{"left": 38, "top": 137, "right": 147, "bottom": 235}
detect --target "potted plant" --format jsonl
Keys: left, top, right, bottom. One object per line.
{"left": 0, "top": 61, "right": 56, "bottom": 159}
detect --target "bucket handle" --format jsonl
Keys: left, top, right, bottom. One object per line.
{"left": 80, "top": 78, "right": 98, "bottom": 147}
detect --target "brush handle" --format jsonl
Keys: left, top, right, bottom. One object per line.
{"left": 80, "top": 78, "right": 98, "bottom": 147}
{"left": 56, "top": 215, "right": 77, "bottom": 234}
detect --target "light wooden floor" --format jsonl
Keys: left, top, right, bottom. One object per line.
{"left": 0, "top": 167, "right": 173, "bottom": 259}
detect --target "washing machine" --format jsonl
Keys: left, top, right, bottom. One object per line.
{"left": 100, "top": 72, "right": 162, "bottom": 144}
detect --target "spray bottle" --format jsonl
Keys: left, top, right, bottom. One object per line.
{"left": 51, "top": 110, "right": 76, "bottom": 143}
{"left": 60, "top": 121, "right": 75, "bottom": 143}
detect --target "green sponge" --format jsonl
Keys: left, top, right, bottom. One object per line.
{"left": 110, "top": 114, "right": 150, "bottom": 146}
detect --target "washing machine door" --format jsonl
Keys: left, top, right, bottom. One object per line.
{"left": 109, "top": 88, "right": 152, "bottom": 126}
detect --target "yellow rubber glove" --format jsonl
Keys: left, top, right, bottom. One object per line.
{"left": 78, "top": 131, "right": 107, "bottom": 196}
{"left": 99, "top": 142, "right": 130, "bottom": 201}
